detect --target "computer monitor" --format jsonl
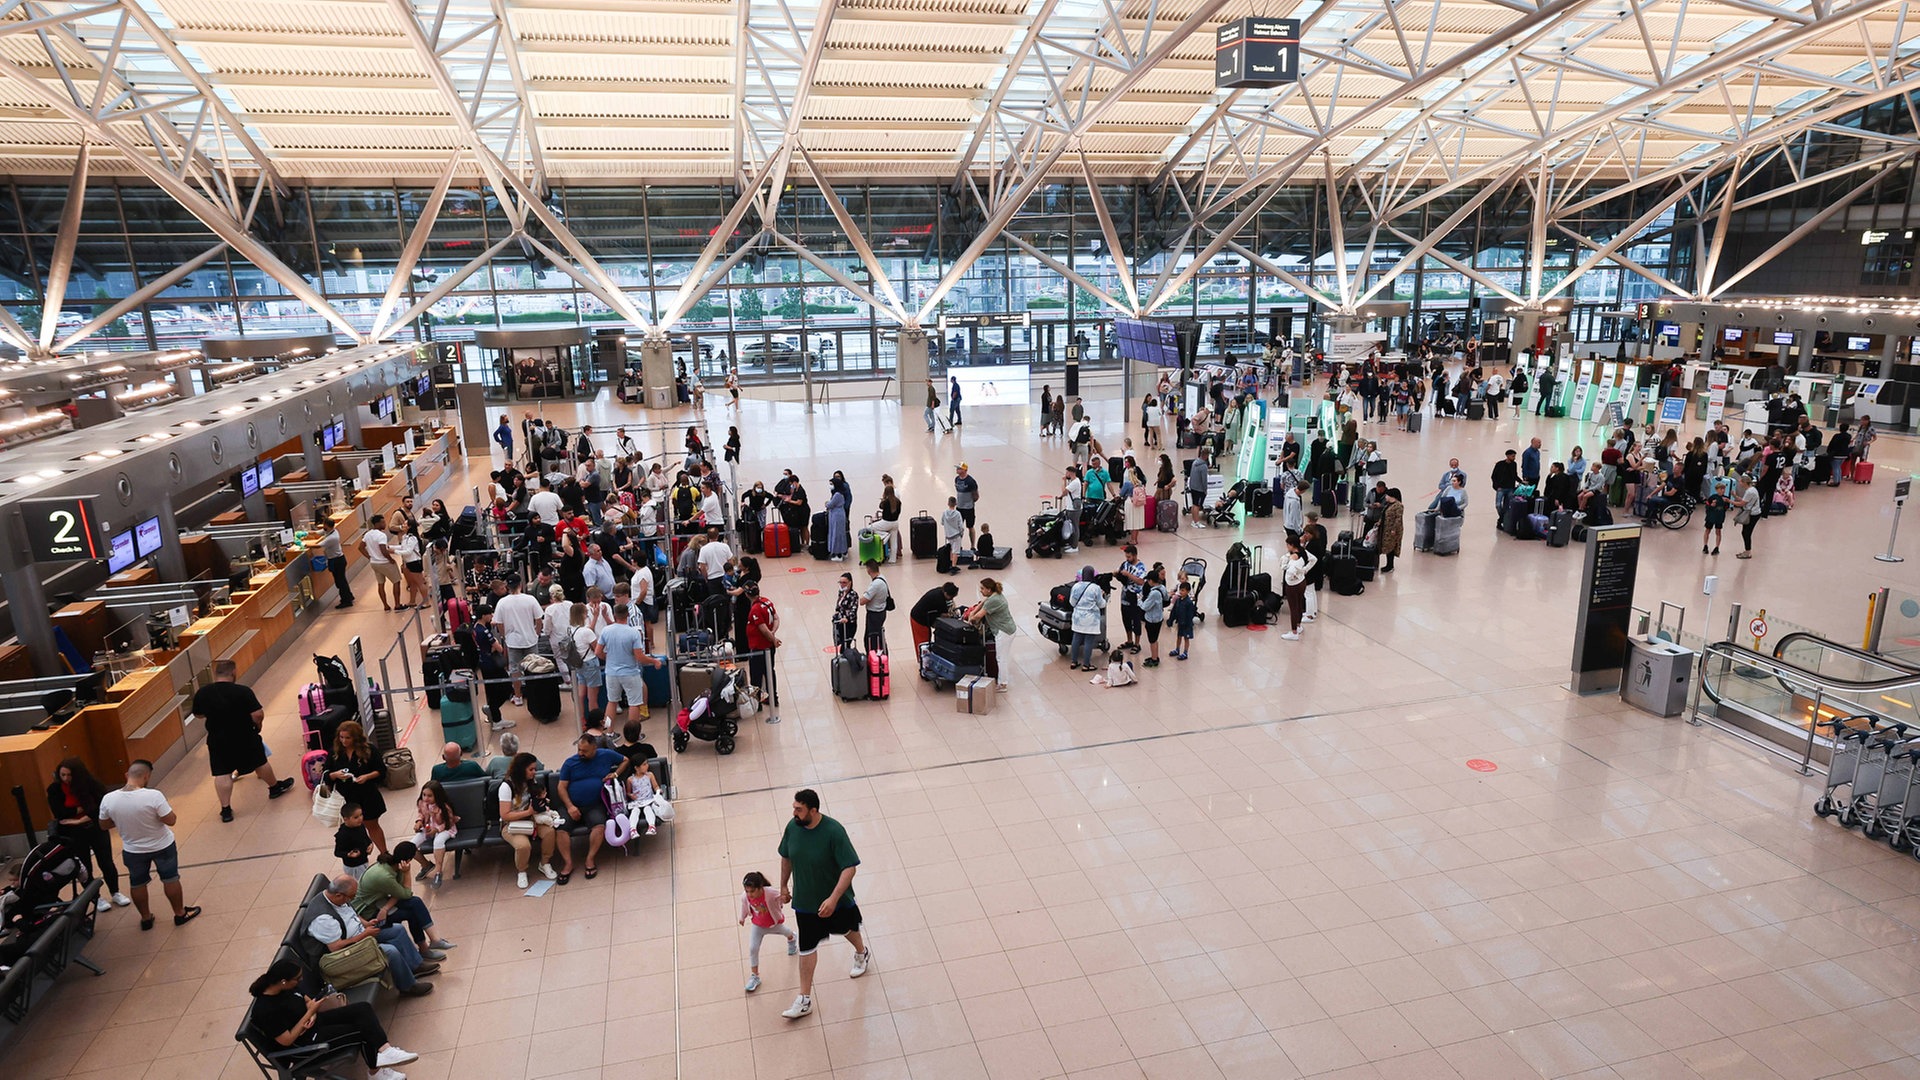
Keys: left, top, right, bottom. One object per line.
{"left": 106, "top": 530, "right": 136, "bottom": 573}
{"left": 239, "top": 464, "right": 259, "bottom": 497}
{"left": 1723, "top": 327, "right": 1743, "bottom": 342}
{"left": 1848, "top": 335, "right": 1874, "bottom": 351}
{"left": 1772, "top": 330, "right": 1794, "bottom": 345}
{"left": 256, "top": 456, "right": 275, "bottom": 488}
{"left": 133, "top": 516, "right": 163, "bottom": 558}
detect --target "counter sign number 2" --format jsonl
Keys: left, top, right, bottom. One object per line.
{"left": 20, "top": 495, "right": 101, "bottom": 563}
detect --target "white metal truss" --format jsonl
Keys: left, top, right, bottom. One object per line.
{"left": 0, "top": 0, "right": 364, "bottom": 351}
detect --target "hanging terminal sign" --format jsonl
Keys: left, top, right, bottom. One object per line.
{"left": 1216, "top": 18, "right": 1301, "bottom": 89}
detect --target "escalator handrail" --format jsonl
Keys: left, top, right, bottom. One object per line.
{"left": 1771, "top": 631, "right": 1920, "bottom": 679}
{"left": 1701, "top": 640, "right": 1920, "bottom": 695}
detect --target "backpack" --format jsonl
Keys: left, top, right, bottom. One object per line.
{"left": 559, "top": 627, "right": 589, "bottom": 671}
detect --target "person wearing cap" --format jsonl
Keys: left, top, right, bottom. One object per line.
{"left": 953, "top": 463, "right": 979, "bottom": 551}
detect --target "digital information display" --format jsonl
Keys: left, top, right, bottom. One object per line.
{"left": 1571, "top": 524, "right": 1641, "bottom": 693}
{"left": 134, "top": 516, "right": 163, "bottom": 557}
{"left": 106, "top": 531, "right": 136, "bottom": 573}
{"left": 1113, "top": 318, "right": 1182, "bottom": 367}
{"left": 257, "top": 456, "right": 275, "bottom": 488}
{"left": 240, "top": 465, "right": 259, "bottom": 497}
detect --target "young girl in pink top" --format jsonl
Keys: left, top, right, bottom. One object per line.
{"left": 737, "top": 870, "right": 797, "bottom": 993}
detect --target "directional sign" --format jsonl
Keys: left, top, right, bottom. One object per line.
{"left": 1216, "top": 18, "right": 1301, "bottom": 89}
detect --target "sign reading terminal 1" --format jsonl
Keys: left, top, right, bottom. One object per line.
{"left": 1216, "top": 18, "right": 1301, "bottom": 89}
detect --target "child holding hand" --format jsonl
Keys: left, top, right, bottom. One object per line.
{"left": 738, "top": 870, "right": 797, "bottom": 993}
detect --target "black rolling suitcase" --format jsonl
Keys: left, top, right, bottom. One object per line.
{"left": 909, "top": 509, "right": 937, "bottom": 558}
{"left": 421, "top": 644, "right": 463, "bottom": 710}
{"left": 520, "top": 656, "right": 564, "bottom": 724}
{"left": 1547, "top": 509, "right": 1574, "bottom": 548}
{"left": 739, "top": 506, "right": 763, "bottom": 554}
{"left": 1327, "top": 554, "right": 1362, "bottom": 595}
{"left": 1218, "top": 544, "right": 1258, "bottom": 627}
{"left": 931, "top": 616, "right": 986, "bottom": 666}
{"left": 1248, "top": 487, "right": 1274, "bottom": 517}
{"left": 809, "top": 511, "right": 831, "bottom": 560}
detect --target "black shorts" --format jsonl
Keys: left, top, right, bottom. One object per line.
{"left": 795, "top": 904, "right": 863, "bottom": 955}
{"left": 958, "top": 507, "right": 975, "bottom": 527}
{"left": 208, "top": 733, "right": 268, "bottom": 777}
{"left": 1144, "top": 620, "right": 1162, "bottom": 643}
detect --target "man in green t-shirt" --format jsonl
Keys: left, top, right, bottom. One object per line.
{"left": 429, "top": 743, "right": 485, "bottom": 784}
{"left": 777, "top": 788, "right": 868, "bottom": 1019}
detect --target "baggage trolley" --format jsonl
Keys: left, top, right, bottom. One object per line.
{"left": 1881, "top": 747, "right": 1920, "bottom": 851}
{"left": 1812, "top": 716, "right": 1877, "bottom": 818}
{"left": 1867, "top": 740, "right": 1920, "bottom": 842}
{"left": 1842, "top": 723, "right": 1910, "bottom": 828}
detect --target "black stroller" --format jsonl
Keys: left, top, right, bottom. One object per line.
{"left": 673, "top": 666, "right": 742, "bottom": 755}
{"left": 1026, "top": 500, "right": 1069, "bottom": 558}
{"left": 3, "top": 835, "right": 95, "bottom": 939}
{"left": 1205, "top": 480, "right": 1251, "bottom": 527}
{"left": 1080, "top": 498, "right": 1126, "bottom": 545}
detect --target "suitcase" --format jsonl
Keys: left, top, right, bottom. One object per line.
{"left": 1467, "top": 401, "right": 1485, "bottom": 420}
{"left": 630, "top": 656, "right": 668, "bottom": 709}
{"left": 421, "top": 645, "right": 463, "bottom": 711}
{"left": 1548, "top": 509, "right": 1574, "bottom": 548}
{"left": 1108, "top": 456, "right": 1124, "bottom": 480}
{"left": 919, "top": 644, "right": 982, "bottom": 689}
{"left": 1431, "top": 513, "right": 1462, "bottom": 556}
{"left": 974, "top": 547, "right": 1012, "bottom": 570}
{"left": 858, "top": 528, "right": 886, "bottom": 565}
{"left": 1143, "top": 496, "right": 1157, "bottom": 530}
{"left": 1546, "top": 405, "right": 1566, "bottom": 418}
{"left": 1219, "top": 590, "right": 1255, "bottom": 628}
{"left": 809, "top": 511, "right": 831, "bottom": 559}
{"left": 932, "top": 616, "right": 983, "bottom": 650}
{"left": 832, "top": 648, "right": 868, "bottom": 701}
{"left": 1500, "top": 496, "right": 1527, "bottom": 536}
{"left": 1794, "top": 469, "right": 1812, "bottom": 492}
{"left": 303, "top": 703, "right": 355, "bottom": 754}
{"left": 740, "top": 508, "right": 764, "bottom": 554}
{"left": 936, "top": 544, "right": 955, "bottom": 574}
{"left": 910, "top": 511, "right": 938, "bottom": 558}
{"left": 868, "top": 647, "right": 890, "bottom": 700}
{"left": 1248, "top": 487, "right": 1274, "bottom": 518}
{"left": 1156, "top": 499, "right": 1179, "bottom": 532}
{"left": 1327, "top": 555, "right": 1362, "bottom": 596}
{"left": 522, "top": 670, "right": 564, "bottom": 724}
{"left": 763, "top": 521, "right": 793, "bottom": 558}
{"left": 1407, "top": 411, "right": 1423, "bottom": 433}
{"left": 1413, "top": 509, "right": 1438, "bottom": 552}
{"left": 299, "top": 749, "right": 329, "bottom": 791}
{"left": 1526, "top": 513, "right": 1550, "bottom": 541}
{"left": 676, "top": 662, "right": 715, "bottom": 709}
{"left": 1854, "top": 461, "right": 1874, "bottom": 484}
{"left": 1247, "top": 572, "right": 1273, "bottom": 599}
{"left": 1036, "top": 604, "right": 1071, "bottom": 649}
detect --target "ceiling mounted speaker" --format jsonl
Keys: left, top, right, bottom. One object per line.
{"left": 115, "top": 474, "right": 133, "bottom": 505}
{"left": 209, "top": 435, "right": 223, "bottom": 464}
{"left": 1775, "top": 314, "right": 1785, "bottom": 322}
{"left": 167, "top": 453, "right": 183, "bottom": 485}
{"left": 1819, "top": 316, "right": 1829, "bottom": 323}
{"left": 246, "top": 421, "right": 258, "bottom": 448}
{"left": 277, "top": 414, "right": 287, "bottom": 435}
{"left": 1865, "top": 318, "right": 1875, "bottom": 327}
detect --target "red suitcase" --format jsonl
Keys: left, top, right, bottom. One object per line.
{"left": 867, "top": 647, "right": 890, "bottom": 700}
{"left": 1854, "top": 461, "right": 1875, "bottom": 484}
{"left": 763, "top": 521, "right": 793, "bottom": 557}
{"left": 1143, "top": 495, "right": 1157, "bottom": 530}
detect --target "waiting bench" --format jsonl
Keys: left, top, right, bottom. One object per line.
{"left": 0, "top": 880, "right": 104, "bottom": 1053}
{"left": 233, "top": 875, "right": 390, "bottom": 1080}
{"left": 441, "top": 756, "right": 673, "bottom": 878}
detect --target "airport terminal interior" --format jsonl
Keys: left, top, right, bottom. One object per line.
{"left": 5, "top": 2, "right": 1920, "bottom": 1079}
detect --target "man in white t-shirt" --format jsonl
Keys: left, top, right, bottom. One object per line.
{"left": 527, "top": 477, "right": 564, "bottom": 527}
{"left": 98, "top": 760, "right": 200, "bottom": 930}
{"left": 492, "top": 578, "right": 546, "bottom": 704}
{"left": 361, "top": 514, "right": 402, "bottom": 611}
{"left": 695, "top": 528, "right": 733, "bottom": 582}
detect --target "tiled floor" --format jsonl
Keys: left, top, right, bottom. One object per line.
{"left": 11, "top": 372, "right": 1920, "bottom": 1080}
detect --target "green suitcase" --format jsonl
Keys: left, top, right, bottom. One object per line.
{"left": 857, "top": 527, "right": 886, "bottom": 564}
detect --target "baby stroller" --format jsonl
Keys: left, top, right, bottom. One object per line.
{"left": 673, "top": 666, "right": 742, "bottom": 755}
{"left": 3, "top": 835, "right": 93, "bottom": 937}
{"left": 1205, "top": 481, "right": 1251, "bottom": 528}
{"left": 1081, "top": 498, "right": 1126, "bottom": 545}
{"left": 1026, "top": 500, "right": 1068, "bottom": 558}
{"left": 1180, "top": 556, "right": 1209, "bottom": 625}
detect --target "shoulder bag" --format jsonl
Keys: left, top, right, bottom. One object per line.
{"left": 315, "top": 915, "right": 391, "bottom": 989}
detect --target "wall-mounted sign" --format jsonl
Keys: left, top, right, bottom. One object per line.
{"left": 1216, "top": 18, "right": 1300, "bottom": 89}
{"left": 19, "top": 495, "right": 102, "bottom": 563}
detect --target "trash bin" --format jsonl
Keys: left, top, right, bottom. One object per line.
{"left": 647, "top": 384, "right": 673, "bottom": 410}
{"left": 1622, "top": 638, "right": 1693, "bottom": 717}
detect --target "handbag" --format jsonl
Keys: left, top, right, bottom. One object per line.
{"left": 504, "top": 820, "right": 535, "bottom": 836}
{"left": 317, "top": 925, "right": 390, "bottom": 990}
{"left": 650, "top": 795, "right": 675, "bottom": 823}
{"left": 312, "top": 785, "right": 345, "bottom": 828}
{"left": 1366, "top": 459, "right": 1389, "bottom": 476}
{"left": 382, "top": 748, "right": 416, "bottom": 791}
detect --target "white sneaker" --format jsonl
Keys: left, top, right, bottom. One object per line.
{"left": 370, "top": 1069, "right": 406, "bottom": 1080}
{"left": 490, "top": 719, "right": 517, "bottom": 731}
{"left": 540, "top": 864, "right": 558, "bottom": 881}
{"left": 376, "top": 1047, "right": 420, "bottom": 1067}
{"left": 517, "top": 872, "right": 529, "bottom": 889}
{"left": 850, "top": 950, "right": 871, "bottom": 978}
{"left": 1280, "top": 632, "right": 1301, "bottom": 640}
{"left": 745, "top": 974, "right": 761, "bottom": 993}
{"left": 781, "top": 995, "right": 813, "bottom": 1019}
{"left": 96, "top": 898, "right": 111, "bottom": 913}
{"left": 111, "top": 893, "right": 131, "bottom": 907}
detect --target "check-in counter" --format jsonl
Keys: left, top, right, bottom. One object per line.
{"left": 0, "top": 425, "right": 460, "bottom": 839}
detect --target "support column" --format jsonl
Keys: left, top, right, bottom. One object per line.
{"left": 1513, "top": 309, "right": 1542, "bottom": 359}
{"left": 152, "top": 495, "right": 188, "bottom": 582}
{"left": 0, "top": 563, "right": 56, "bottom": 676}
{"left": 897, "top": 327, "right": 929, "bottom": 409}
{"left": 641, "top": 338, "right": 674, "bottom": 410}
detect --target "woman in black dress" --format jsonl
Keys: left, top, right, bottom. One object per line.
{"left": 781, "top": 477, "right": 811, "bottom": 549}
{"left": 247, "top": 958, "right": 416, "bottom": 1076}
{"left": 729, "top": 555, "right": 763, "bottom": 656}
{"left": 46, "top": 758, "right": 127, "bottom": 910}
{"left": 325, "top": 720, "right": 389, "bottom": 855}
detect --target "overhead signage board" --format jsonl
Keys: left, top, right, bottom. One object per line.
{"left": 936, "top": 311, "right": 1031, "bottom": 332}
{"left": 20, "top": 495, "right": 102, "bottom": 563}
{"left": 1216, "top": 18, "right": 1300, "bottom": 89}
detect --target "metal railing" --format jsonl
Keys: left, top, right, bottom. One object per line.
{"left": 1695, "top": 635, "right": 1920, "bottom": 771}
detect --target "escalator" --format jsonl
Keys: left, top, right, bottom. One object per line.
{"left": 1697, "top": 631, "right": 1920, "bottom": 765}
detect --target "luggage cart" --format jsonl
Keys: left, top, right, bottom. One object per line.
{"left": 1878, "top": 746, "right": 1920, "bottom": 850}
{"left": 1842, "top": 723, "right": 1911, "bottom": 828}
{"left": 1867, "top": 740, "right": 1920, "bottom": 841}
{"left": 1813, "top": 716, "right": 1878, "bottom": 819}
